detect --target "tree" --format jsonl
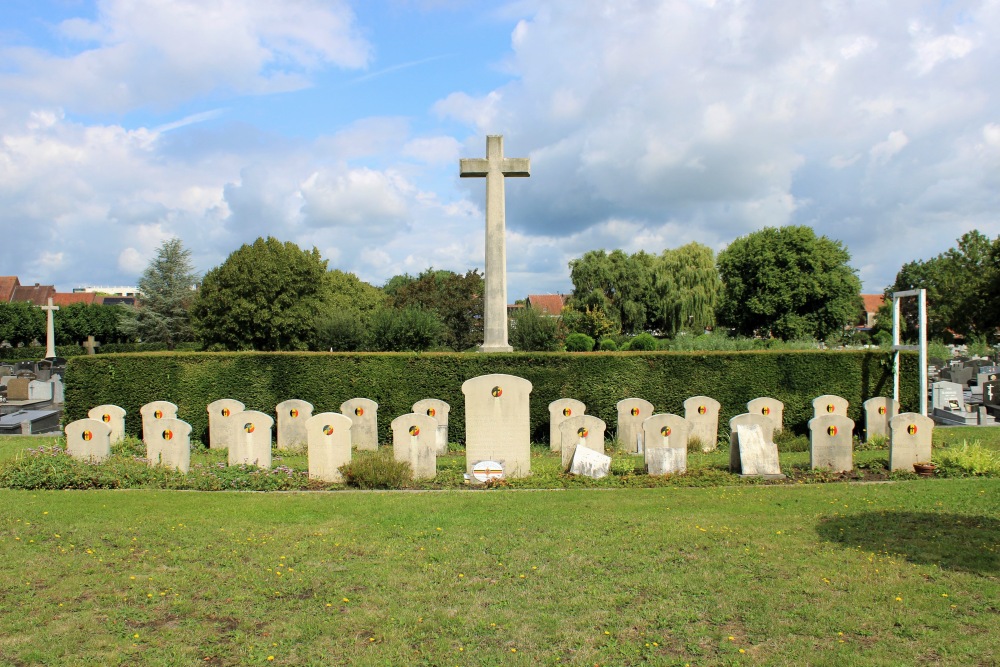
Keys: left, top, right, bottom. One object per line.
{"left": 884, "top": 230, "right": 1000, "bottom": 342}
{"left": 119, "top": 238, "right": 198, "bottom": 349}
{"left": 54, "top": 303, "right": 128, "bottom": 345}
{"left": 387, "top": 269, "right": 484, "bottom": 351}
{"left": 509, "top": 306, "right": 561, "bottom": 351}
{"left": 567, "top": 249, "right": 656, "bottom": 334}
{"left": 717, "top": 226, "right": 863, "bottom": 340}
{"left": 367, "top": 306, "right": 443, "bottom": 351}
{"left": 0, "top": 301, "right": 44, "bottom": 347}
{"left": 191, "top": 237, "right": 327, "bottom": 350}
{"left": 313, "top": 269, "right": 387, "bottom": 351}
{"left": 651, "top": 242, "right": 721, "bottom": 335}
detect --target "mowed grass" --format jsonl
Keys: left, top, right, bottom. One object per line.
{"left": 2, "top": 479, "right": 998, "bottom": 666}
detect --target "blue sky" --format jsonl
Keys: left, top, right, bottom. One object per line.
{"left": 1, "top": 0, "right": 998, "bottom": 300}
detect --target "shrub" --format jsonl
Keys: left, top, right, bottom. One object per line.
{"left": 339, "top": 449, "right": 413, "bottom": 489}
{"left": 774, "top": 429, "right": 810, "bottom": 453}
{"left": 858, "top": 433, "right": 888, "bottom": 451}
{"left": 368, "top": 307, "right": 442, "bottom": 351}
{"left": 565, "top": 333, "right": 595, "bottom": 352}
{"left": 314, "top": 311, "right": 367, "bottom": 351}
{"left": 628, "top": 333, "right": 657, "bottom": 351}
{"left": 509, "top": 307, "right": 561, "bottom": 351}
{"left": 598, "top": 337, "right": 618, "bottom": 351}
{"left": 935, "top": 441, "right": 1000, "bottom": 477}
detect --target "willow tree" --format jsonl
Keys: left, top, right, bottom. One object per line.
{"left": 653, "top": 242, "right": 721, "bottom": 335}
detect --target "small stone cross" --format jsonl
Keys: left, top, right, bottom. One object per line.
{"left": 83, "top": 335, "right": 100, "bottom": 355}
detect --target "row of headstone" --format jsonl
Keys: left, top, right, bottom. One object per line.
{"left": 0, "top": 374, "right": 65, "bottom": 404}
{"left": 931, "top": 380, "right": 997, "bottom": 426}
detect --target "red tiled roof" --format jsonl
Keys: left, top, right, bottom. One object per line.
{"left": 861, "top": 294, "right": 885, "bottom": 314}
{"left": 0, "top": 276, "right": 18, "bottom": 303}
{"left": 9, "top": 284, "right": 56, "bottom": 306}
{"left": 52, "top": 292, "right": 98, "bottom": 307}
{"left": 526, "top": 294, "right": 567, "bottom": 316}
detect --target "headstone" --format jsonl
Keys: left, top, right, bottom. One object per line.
{"left": 206, "top": 399, "right": 245, "bottom": 450}
{"left": 973, "top": 369, "right": 1000, "bottom": 397}
{"left": 145, "top": 418, "right": 192, "bottom": 473}
{"left": 391, "top": 413, "right": 439, "bottom": 480}
{"left": 228, "top": 410, "right": 273, "bottom": 469}
{"left": 983, "top": 379, "right": 1000, "bottom": 410}
{"left": 27, "top": 380, "right": 52, "bottom": 401}
{"left": 641, "top": 413, "right": 690, "bottom": 473}
{"left": 305, "top": 412, "right": 352, "bottom": 483}
{"left": 88, "top": 404, "right": 126, "bottom": 444}
{"left": 0, "top": 365, "right": 13, "bottom": 377}
{"left": 462, "top": 373, "right": 533, "bottom": 481}
{"left": 558, "top": 414, "right": 607, "bottom": 469}
{"left": 82, "top": 335, "right": 100, "bottom": 355}
{"left": 569, "top": 444, "right": 612, "bottom": 479}
{"left": 6, "top": 377, "right": 30, "bottom": 401}
{"left": 276, "top": 399, "right": 313, "bottom": 452}
{"left": 728, "top": 413, "right": 776, "bottom": 474}
{"left": 747, "top": 397, "right": 784, "bottom": 432}
{"left": 948, "top": 366, "right": 975, "bottom": 386}
{"left": 40, "top": 297, "right": 59, "bottom": 359}
{"left": 33, "top": 369, "right": 52, "bottom": 382}
{"left": 812, "top": 394, "right": 849, "bottom": 419}
{"left": 616, "top": 398, "right": 655, "bottom": 453}
{"left": 862, "top": 397, "right": 898, "bottom": 440}
{"left": 647, "top": 447, "right": 687, "bottom": 476}
{"left": 888, "top": 413, "right": 934, "bottom": 471}
{"left": 931, "top": 380, "right": 977, "bottom": 425}
{"left": 732, "top": 424, "right": 783, "bottom": 477}
{"left": 808, "top": 414, "right": 854, "bottom": 472}
{"left": 412, "top": 398, "right": 451, "bottom": 455}
{"left": 683, "top": 395, "right": 721, "bottom": 452}
{"left": 459, "top": 135, "right": 530, "bottom": 353}
{"left": 340, "top": 398, "right": 379, "bottom": 451}
{"left": 65, "top": 418, "right": 112, "bottom": 463}
{"left": 548, "top": 398, "right": 586, "bottom": 453}
{"left": 49, "top": 377, "right": 64, "bottom": 404}
{"left": 140, "top": 401, "right": 178, "bottom": 446}
{"left": 0, "top": 409, "right": 60, "bottom": 435}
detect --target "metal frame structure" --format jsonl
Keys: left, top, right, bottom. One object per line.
{"left": 891, "top": 289, "right": 927, "bottom": 416}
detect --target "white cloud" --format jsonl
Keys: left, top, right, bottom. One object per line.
{"left": 870, "top": 130, "right": 910, "bottom": 165}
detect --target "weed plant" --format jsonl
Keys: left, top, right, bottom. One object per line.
{"left": 935, "top": 441, "right": 1000, "bottom": 477}
{"left": 339, "top": 449, "right": 413, "bottom": 489}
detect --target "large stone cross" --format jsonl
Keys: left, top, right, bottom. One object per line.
{"left": 40, "top": 297, "right": 59, "bottom": 359}
{"left": 460, "top": 135, "right": 530, "bottom": 353}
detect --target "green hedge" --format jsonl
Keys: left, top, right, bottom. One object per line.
{"left": 64, "top": 350, "right": 919, "bottom": 445}
{"left": 0, "top": 342, "right": 201, "bottom": 362}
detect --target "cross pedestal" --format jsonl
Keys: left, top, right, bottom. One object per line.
{"left": 460, "top": 135, "right": 530, "bottom": 353}
{"left": 40, "top": 297, "right": 59, "bottom": 359}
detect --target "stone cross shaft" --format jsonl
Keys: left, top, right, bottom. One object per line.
{"left": 460, "top": 135, "right": 530, "bottom": 352}
{"left": 40, "top": 297, "right": 59, "bottom": 359}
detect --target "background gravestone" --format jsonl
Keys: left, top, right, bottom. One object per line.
{"left": 65, "top": 418, "right": 112, "bottom": 463}
{"left": 28, "top": 380, "right": 52, "bottom": 401}
{"left": 862, "top": 397, "right": 898, "bottom": 440}
{"left": 391, "top": 413, "right": 439, "bottom": 480}
{"left": 276, "top": 399, "right": 313, "bottom": 453}
{"left": 746, "top": 397, "right": 784, "bottom": 432}
{"left": 616, "top": 398, "right": 654, "bottom": 453}
{"left": 140, "top": 401, "right": 178, "bottom": 446}
{"left": 808, "top": 414, "right": 854, "bottom": 473}
{"left": 412, "top": 398, "right": 451, "bottom": 455}
{"left": 462, "top": 373, "right": 532, "bottom": 481}
{"left": 683, "top": 395, "right": 721, "bottom": 452}
{"left": 641, "top": 413, "right": 690, "bottom": 473}
{"left": 88, "top": 404, "right": 126, "bottom": 444}
{"left": 207, "top": 399, "right": 245, "bottom": 450}
{"left": 729, "top": 413, "right": 776, "bottom": 473}
{"left": 6, "top": 378, "right": 30, "bottom": 401}
{"left": 983, "top": 379, "right": 1000, "bottom": 416}
{"left": 558, "top": 414, "right": 606, "bottom": 469}
{"left": 146, "top": 417, "right": 192, "bottom": 473}
{"left": 548, "top": 398, "right": 586, "bottom": 453}
{"left": 732, "top": 424, "right": 782, "bottom": 477}
{"left": 812, "top": 394, "right": 849, "bottom": 419}
{"left": 305, "top": 412, "right": 352, "bottom": 483}
{"left": 888, "top": 412, "right": 934, "bottom": 471}
{"left": 228, "top": 410, "right": 273, "bottom": 469}
{"left": 340, "top": 398, "right": 379, "bottom": 451}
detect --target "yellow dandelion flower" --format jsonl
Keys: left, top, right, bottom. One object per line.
{"left": 895, "top": 597, "right": 902, "bottom": 601}
{"left": 267, "top": 656, "right": 274, "bottom": 661}
{"left": 739, "top": 648, "right": 746, "bottom": 654}
{"left": 342, "top": 597, "right": 349, "bottom": 602}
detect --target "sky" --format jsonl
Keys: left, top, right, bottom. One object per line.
{"left": 1, "top": 0, "right": 998, "bottom": 300}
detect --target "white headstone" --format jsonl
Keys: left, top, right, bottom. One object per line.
{"left": 888, "top": 412, "right": 934, "bottom": 471}
{"left": 647, "top": 447, "right": 687, "bottom": 476}
{"left": 569, "top": 444, "right": 612, "bottom": 479}
{"left": 206, "top": 399, "right": 245, "bottom": 450}
{"left": 728, "top": 413, "right": 776, "bottom": 473}
{"left": 641, "top": 413, "right": 690, "bottom": 472}
{"left": 616, "top": 397, "right": 654, "bottom": 453}
{"left": 412, "top": 398, "right": 451, "bottom": 455}
{"left": 808, "top": 414, "right": 854, "bottom": 473}
{"left": 228, "top": 410, "right": 273, "bottom": 469}
{"left": 558, "top": 414, "right": 607, "bottom": 469}
{"left": 812, "top": 394, "right": 849, "bottom": 419}
{"left": 65, "top": 418, "right": 112, "bottom": 463}
{"left": 733, "top": 424, "right": 782, "bottom": 476}
{"left": 747, "top": 397, "right": 784, "bottom": 432}
{"left": 340, "top": 398, "right": 379, "bottom": 451}
{"left": 548, "top": 398, "right": 586, "bottom": 453}
{"left": 49, "top": 377, "right": 64, "bottom": 404}
{"left": 140, "top": 401, "right": 178, "bottom": 447}
{"left": 683, "top": 395, "right": 720, "bottom": 451}
{"left": 88, "top": 405, "right": 126, "bottom": 444}
{"left": 391, "top": 412, "right": 439, "bottom": 480}
{"left": 276, "top": 399, "right": 313, "bottom": 453}
{"left": 28, "top": 380, "right": 53, "bottom": 401}
{"left": 462, "top": 373, "right": 533, "bottom": 481}
{"left": 305, "top": 412, "right": 352, "bottom": 483}
{"left": 145, "top": 417, "right": 192, "bottom": 473}
{"left": 862, "top": 396, "right": 898, "bottom": 440}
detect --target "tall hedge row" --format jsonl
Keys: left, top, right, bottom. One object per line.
{"left": 64, "top": 350, "right": 919, "bottom": 445}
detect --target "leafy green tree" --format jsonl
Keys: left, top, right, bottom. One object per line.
{"left": 367, "top": 306, "right": 443, "bottom": 351}
{"left": 314, "top": 311, "right": 367, "bottom": 351}
{"left": 508, "top": 306, "right": 561, "bottom": 351}
{"left": 0, "top": 301, "right": 44, "bottom": 347}
{"left": 884, "top": 230, "right": 999, "bottom": 342}
{"left": 561, "top": 305, "right": 620, "bottom": 339}
{"left": 191, "top": 237, "right": 327, "bottom": 351}
{"left": 567, "top": 249, "right": 656, "bottom": 334}
{"left": 565, "top": 332, "right": 595, "bottom": 352}
{"left": 387, "top": 269, "right": 484, "bottom": 351}
{"left": 54, "top": 303, "right": 128, "bottom": 345}
{"left": 717, "top": 226, "right": 863, "bottom": 340}
{"left": 118, "top": 238, "right": 198, "bottom": 349}
{"left": 651, "top": 243, "right": 721, "bottom": 335}
{"left": 312, "top": 269, "right": 386, "bottom": 351}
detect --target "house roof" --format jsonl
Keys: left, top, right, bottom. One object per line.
{"left": 526, "top": 294, "right": 567, "bottom": 316}
{"left": 9, "top": 283, "right": 56, "bottom": 306}
{"left": 0, "top": 276, "right": 18, "bottom": 303}
{"left": 861, "top": 294, "right": 885, "bottom": 314}
{"left": 52, "top": 292, "right": 99, "bottom": 307}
